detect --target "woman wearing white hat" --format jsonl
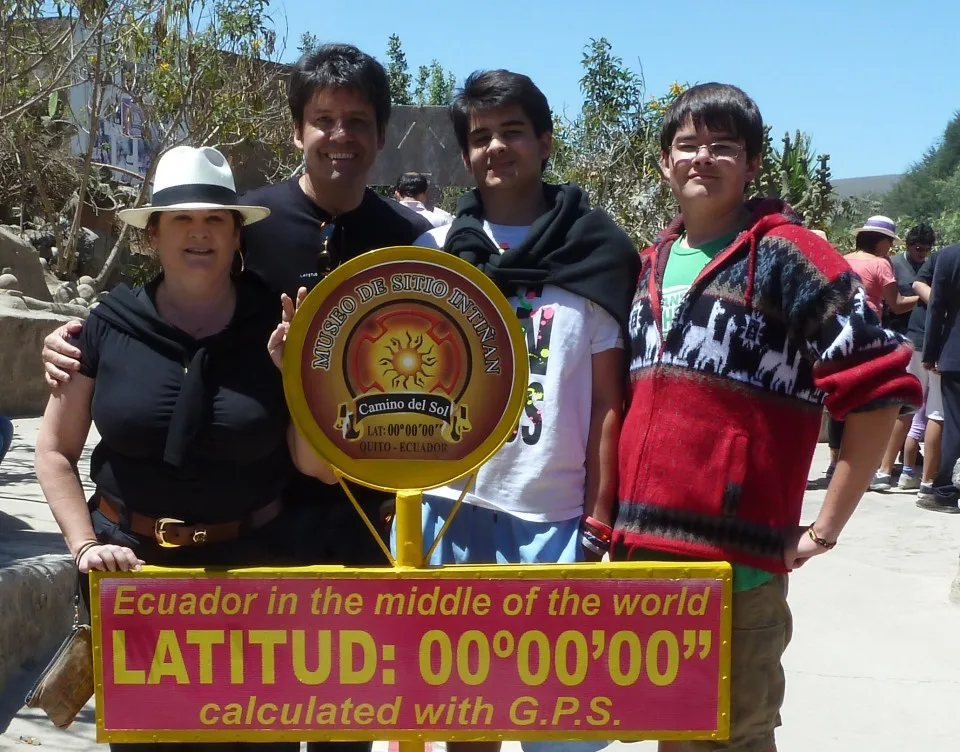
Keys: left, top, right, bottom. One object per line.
{"left": 845, "top": 216, "right": 917, "bottom": 319}
{"left": 34, "top": 146, "right": 330, "bottom": 751}
{"left": 825, "top": 216, "right": 920, "bottom": 477}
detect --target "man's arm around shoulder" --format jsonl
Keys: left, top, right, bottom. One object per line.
{"left": 42, "top": 320, "right": 84, "bottom": 387}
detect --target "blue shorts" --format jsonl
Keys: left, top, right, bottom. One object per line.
{"left": 390, "top": 498, "right": 606, "bottom": 752}
{"left": 390, "top": 495, "right": 583, "bottom": 565}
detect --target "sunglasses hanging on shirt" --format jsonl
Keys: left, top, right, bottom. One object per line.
{"left": 317, "top": 221, "right": 338, "bottom": 278}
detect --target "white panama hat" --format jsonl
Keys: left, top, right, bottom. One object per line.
{"left": 852, "top": 215, "right": 901, "bottom": 243}
{"left": 117, "top": 145, "right": 270, "bottom": 229}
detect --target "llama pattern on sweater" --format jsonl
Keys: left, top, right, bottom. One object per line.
{"left": 629, "top": 251, "right": 899, "bottom": 405}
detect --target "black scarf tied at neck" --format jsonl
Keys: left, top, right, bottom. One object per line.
{"left": 442, "top": 183, "right": 640, "bottom": 333}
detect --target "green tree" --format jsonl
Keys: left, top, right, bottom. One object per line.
{"left": 0, "top": 0, "right": 290, "bottom": 287}
{"left": 550, "top": 38, "right": 684, "bottom": 247}
{"left": 383, "top": 35, "right": 454, "bottom": 107}
{"left": 385, "top": 33, "right": 411, "bottom": 105}
{"left": 552, "top": 38, "right": 837, "bottom": 248}
{"left": 297, "top": 31, "right": 319, "bottom": 56}
{"left": 413, "top": 60, "right": 455, "bottom": 106}
{"left": 752, "top": 129, "right": 834, "bottom": 229}
{"left": 885, "top": 112, "right": 960, "bottom": 221}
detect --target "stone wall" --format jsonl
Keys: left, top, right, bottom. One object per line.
{"left": 0, "top": 555, "right": 75, "bottom": 698}
{"left": 0, "top": 307, "right": 78, "bottom": 417}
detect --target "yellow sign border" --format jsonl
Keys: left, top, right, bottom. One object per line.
{"left": 282, "top": 246, "right": 529, "bottom": 492}
{"left": 91, "top": 562, "right": 731, "bottom": 743}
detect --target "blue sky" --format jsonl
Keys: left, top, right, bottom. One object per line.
{"left": 275, "top": 0, "right": 958, "bottom": 179}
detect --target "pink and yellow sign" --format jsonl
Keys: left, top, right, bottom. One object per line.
{"left": 91, "top": 564, "right": 732, "bottom": 743}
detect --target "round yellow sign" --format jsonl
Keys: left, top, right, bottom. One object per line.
{"left": 283, "top": 246, "right": 529, "bottom": 492}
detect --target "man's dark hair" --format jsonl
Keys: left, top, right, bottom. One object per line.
{"left": 855, "top": 231, "right": 891, "bottom": 253}
{"left": 288, "top": 43, "right": 391, "bottom": 135}
{"left": 906, "top": 223, "right": 936, "bottom": 247}
{"left": 395, "top": 172, "right": 428, "bottom": 198}
{"left": 661, "top": 83, "right": 764, "bottom": 160}
{"left": 449, "top": 69, "right": 553, "bottom": 160}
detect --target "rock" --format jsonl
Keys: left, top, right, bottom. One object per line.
{"left": 54, "top": 281, "right": 77, "bottom": 303}
{"left": 0, "top": 272, "right": 19, "bottom": 290}
{"left": 77, "top": 283, "right": 96, "bottom": 302}
{"left": 0, "top": 292, "right": 29, "bottom": 311}
{"left": 0, "top": 292, "right": 90, "bottom": 318}
{"left": 78, "top": 275, "right": 95, "bottom": 287}
{"left": 19, "top": 226, "right": 56, "bottom": 259}
{"left": 75, "top": 227, "right": 99, "bottom": 270}
{"left": 0, "top": 307, "right": 82, "bottom": 415}
{"left": 0, "top": 555, "right": 76, "bottom": 695}
{"left": 0, "top": 226, "right": 53, "bottom": 301}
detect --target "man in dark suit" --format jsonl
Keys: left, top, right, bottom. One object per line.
{"left": 922, "top": 243, "right": 960, "bottom": 513}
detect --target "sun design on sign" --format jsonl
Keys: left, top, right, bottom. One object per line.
{"left": 378, "top": 332, "right": 437, "bottom": 389}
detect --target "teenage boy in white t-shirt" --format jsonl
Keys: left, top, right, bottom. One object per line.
{"left": 398, "top": 69, "right": 638, "bottom": 752}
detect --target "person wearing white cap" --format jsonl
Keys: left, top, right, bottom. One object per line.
{"left": 33, "top": 146, "right": 333, "bottom": 751}
{"left": 845, "top": 215, "right": 917, "bottom": 318}
{"left": 825, "top": 215, "right": 920, "bottom": 481}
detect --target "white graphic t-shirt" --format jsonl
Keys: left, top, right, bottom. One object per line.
{"left": 413, "top": 221, "right": 622, "bottom": 522}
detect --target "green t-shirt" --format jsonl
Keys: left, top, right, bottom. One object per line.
{"left": 659, "top": 231, "right": 773, "bottom": 592}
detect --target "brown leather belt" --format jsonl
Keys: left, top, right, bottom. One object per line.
{"left": 95, "top": 495, "right": 283, "bottom": 548}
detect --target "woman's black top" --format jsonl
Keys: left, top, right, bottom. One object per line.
{"left": 74, "top": 273, "right": 294, "bottom": 522}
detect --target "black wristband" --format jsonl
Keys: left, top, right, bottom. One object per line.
{"left": 74, "top": 540, "right": 100, "bottom": 567}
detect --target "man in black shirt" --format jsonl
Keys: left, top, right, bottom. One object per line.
{"left": 240, "top": 45, "right": 429, "bottom": 293}
{"left": 881, "top": 224, "right": 937, "bottom": 491}
{"left": 241, "top": 43, "right": 431, "bottom": 295}
{"left": 236, "top": 45, "right": 431, "bottom": 575}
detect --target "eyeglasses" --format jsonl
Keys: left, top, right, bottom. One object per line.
{"left": 672, "top": 141, "right": 744, "bottom": 161}
{"left": 317, "top": 221, "right": 338, "bottom": 277}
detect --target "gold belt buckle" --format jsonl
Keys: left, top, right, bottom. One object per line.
{"left": 155, "top": 517, "right": 185, "bottom": 548}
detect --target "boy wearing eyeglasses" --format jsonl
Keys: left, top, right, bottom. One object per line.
{"left": 612, "top": 82, "right": 922, "bottom": 751}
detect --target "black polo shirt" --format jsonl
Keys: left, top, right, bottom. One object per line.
{"left": 238, "top": 178, "right": 432, "bottom": 563}
{"left": 240, "top": 179, "right": 432, "bottom": 296}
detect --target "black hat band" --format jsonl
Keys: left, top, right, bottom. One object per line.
{"left": 151, "top": 183, "right": 239, "bottom": 208}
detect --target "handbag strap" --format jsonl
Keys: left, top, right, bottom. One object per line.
{"left": 75, "top": 572, "right": 92, "bottom": 628}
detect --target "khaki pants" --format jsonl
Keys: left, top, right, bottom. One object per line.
{"left": 676, "top": 574, "right": 792, "bottom": 752}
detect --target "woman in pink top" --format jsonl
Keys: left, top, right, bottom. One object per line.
{"left": 844, "top": 217, "right": 918, "bottom": 318}
{"left": 827, "top": 216, "right": 919, "bottom": 475}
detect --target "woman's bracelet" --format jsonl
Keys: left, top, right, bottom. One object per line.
{"left": 74, "top": 540, "right": 100, "bottom": 567}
